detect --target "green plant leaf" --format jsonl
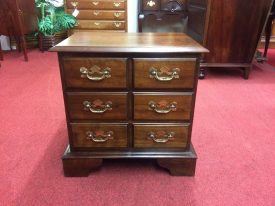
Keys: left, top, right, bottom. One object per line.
{"left": 38, "top": 16, "right": 53, "bottom": 36}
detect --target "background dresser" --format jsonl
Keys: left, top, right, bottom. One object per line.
{"left": 138, "top": 0, "right": 273, "bottom": 79}
{"left": 51, "top": 32, "right": 208, "bottom": 176}
{"left": 65, "top": 0, "right": 128, "bottom": 33}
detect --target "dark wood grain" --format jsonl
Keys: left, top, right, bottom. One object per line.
{"left": 63, "top": 57, "right": 127, "bottom": 89}
{"left": 133, "top": 123, "right": 189, "bottom": 148}
{"left": 205, "top": 0, "right": 272, "bottom": 64}
{"left": 54, "top": 32, "right": 206, "bottom": 176}
{"left": 134, "top": 92, "right": 193, "bottom": 120}
{"left": 70, "top": 123, "right": 128, "bottom": 148}
{"left": 0, "top": 0, "right": 37, "bottom": 61}
{"left": 50, "top": 32, "right": 209, "bottom": 53}
{"left": 134, "top": 58, "right": 197, "bottom": 89}
{"left": 66, "top": 92, "right": 128, "bottom": 120}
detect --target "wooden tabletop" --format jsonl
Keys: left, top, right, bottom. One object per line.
{"left": 50, "top": 32, "right": 208, "bottom": 53}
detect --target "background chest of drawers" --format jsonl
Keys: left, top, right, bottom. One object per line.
{"left": 65, "top": 0, "right": 127, "bottom": 33}
{"left": 52, "top": 32, "right": 208, "bottom": 176}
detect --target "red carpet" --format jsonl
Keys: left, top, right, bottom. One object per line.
{"left": 0, "top": 50, "right": 275, "bottom": 206}
{"left": 259, "top": 48, "right": 275, "bottom": 68}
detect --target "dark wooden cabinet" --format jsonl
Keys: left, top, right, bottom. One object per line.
{"left": 0, "top": 0, "right": 37, "bottom": 61}
{"left": 200, "top": 0, "right": 273, "bottom": 79}
{"left": 139, "top": 0, "right": 273, "bottom": 79}
{"left": 51, "top": 32, "right": 208, "bottom": 176}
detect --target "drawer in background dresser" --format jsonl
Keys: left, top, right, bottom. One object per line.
{"left": 66, "top": 0, "right": 126, "bottom": 10}
{"left": 134, "top": 93, "right": 193, "bottom": 120}
{"left": 160, "top": 0, "right": 186, "bottom": 11}
{"left": 67, "top": 93, "right": 128, "bottom": 120}
{"left": 75, "top": 20, "right": 125, "bottom": 30}
{"left": 67, "top": 9, "right": 126, "bottom": 20}
{"left": 62, "top": 58, "right": 127, "bottom": 89}
{"left": 70, "top": 123, "right": 128, "bottom": 149}
{"left": 142, "top": 0, "right": 160, "bottom": 10}
{"left": 133, "top": 123, "right": 189, "bottom": 148}
{"left": 133, "top": 58, "right": 197, "bottom": 89}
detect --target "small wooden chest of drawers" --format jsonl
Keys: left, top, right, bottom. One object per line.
{"left": 51, "top": 32, "right": 208, "bottom": 176}
{"left": 65, "top": 0, "right": 127, "bottom": 33}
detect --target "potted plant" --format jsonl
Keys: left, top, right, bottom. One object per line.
{"left": 36, "top": 0, "right": 76, "bottom": 51}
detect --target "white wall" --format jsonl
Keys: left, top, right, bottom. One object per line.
{"left": 0, "top": 2, "right": 139, "bottom": 50}
{"left": 127, "top": 0, "right": 138, "bottom": 32}
{"left": 0, "top": 35, "right": 11, "bottom": 51}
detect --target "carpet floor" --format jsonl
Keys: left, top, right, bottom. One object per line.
{"left": 0, "top": 49, "right": 275, "bottom": 206}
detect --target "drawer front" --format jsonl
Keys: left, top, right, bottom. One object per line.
{"left": 134, "top": 93, "right": 193, "bottom": 120}
{"left": 134, "top": 58, "right": 196, "bottom": 89}
{"left": 75, "top": 20, "right": 125, "bottom": 30}
{"left": 68, "top": 9, "right": 125, "bottom": 20}
{"left": 67, "top": 93, "right": 128, "bottom": 120}
{"left": 71, "top": 123, "right": 128, "bottom": 148}
{"left": 160, "top": 0, "right": 186, "bottom": 11}
{"left": 63, "top": 58, "right": 127, "bottom": 89}
{"left": 142, "top": 0, "right": 160, "bottom": 10}
{"left": 66, "top": 0, "right": 126, "bottom": 9}
{"left": 134, "top": 124, "right": 189, "bottom": 148}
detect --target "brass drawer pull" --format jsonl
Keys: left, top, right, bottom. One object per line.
{"left": 83, "top": 99, "right": 112, "bottom": 113}
{"left": 114, "top": 22, "right": 122, "bottom": 28}
{"left": 92, "top": 1, "right": 99, "bottom": 6}
{"left": 149, "top": 67, "right": 180, "bottom": 81}
{"left": 93, "top": 11, "right": 100, "bottom": 16}
{"left": 147, "top": 0, "right": 156, "bottom": 7}
{"left": 113, "top": 2, "right": 121, "bottom": 7}
{"left": 86, "top": 130, "right": 114, "bottom": 142}
{"left": 71, "top": 2, "right": 79, "bottom": 8}
{"left": 148, "top": 131, "right": 175, "bottom": 143}
{"left": 114, "top": 12, "right": 121, "bottom": 18}
{"left": 80, "top": 65, "right": 111, "bottom": 81}
{"left": 148, "top": 100, "right": 177, "bottom": 114}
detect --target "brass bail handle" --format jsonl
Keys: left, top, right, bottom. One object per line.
{"left": 80, "top": 65, "right": 112, "bottom": 81}
{"left": 148, "top": 100, "right": 177, "bottom": 114}
{"left": 83, "top": 99, "right": 112, "bottom": 114}
{"left": 149, "top": 67, "right": 180, "bottom": 81}
{"left": 148, "top": 131, "right": 175, "bottom": 143}
{"left": 86, "top": 131, "right": 114, "bottom": 142}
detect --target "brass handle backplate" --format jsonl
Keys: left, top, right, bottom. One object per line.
{"left": 86, "top": 130, "right": 114, "bottom": 142}
{"left": 113, "top": 2, "right": 121, "bottom": 7}
{"left": 147, "top": 0, "right": 156, "bottom": 7}
{"left": 83, "top": 99, "right": 112, "bottom": 114}
{"left": 92, "top": 1, "right": 99, "bottom": 6}
{"left": 149, "top": 67, "right": 180, "bottom": 81}
{"left": 71, "top": 2, "right": 79, "bottom": 8}
{"left": 114, "top": 12, "right": 122, "bottom": 18}
{"left": 114, "top": 22, "right": 122, "bottom": 28}
{"left": 148, "top": 100, "right": 177, "bottom": 114}
{"left": 93, "top": 11, "right": 100, "bottom": 16}
{"left": 80, "top": 65, "right": 111, "bottom": 81}
{"left": 148, "top": 131, "right": 175, "bottom": 143}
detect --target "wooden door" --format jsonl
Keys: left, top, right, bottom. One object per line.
{"left": 204, "top": 0, "right": 272, "bottom": 64}
{"left": 186, "top": 0, "right": 211, "bottom": 45}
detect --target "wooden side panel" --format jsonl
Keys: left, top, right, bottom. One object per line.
{"left": 186, "top": 0, "right": 210, "bottom": 44}
{"left": 204, "top": 0, "right": 273, "bottom": 63}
